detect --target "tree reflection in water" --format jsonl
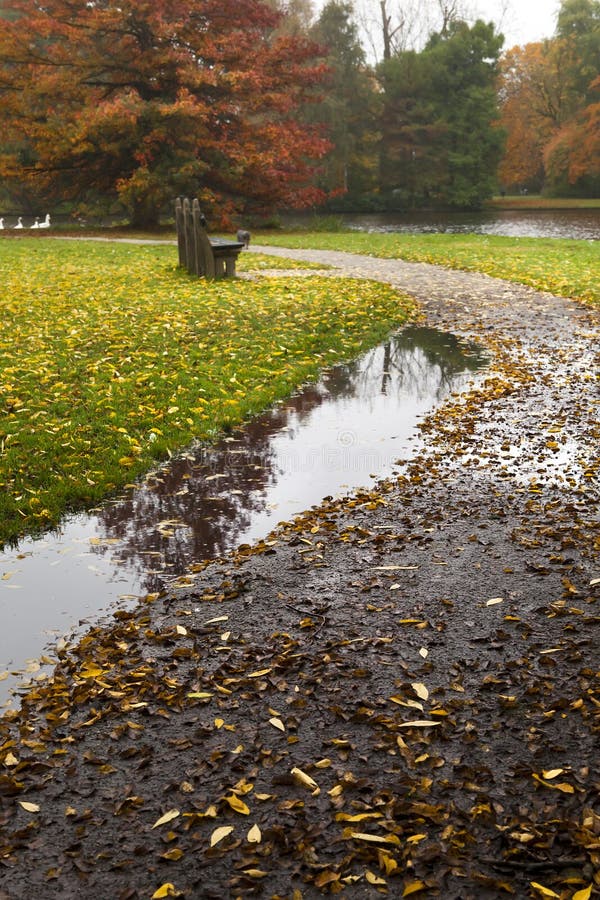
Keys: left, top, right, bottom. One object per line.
{"left": 95, "top": 326, "right": 488, "bottom": 589}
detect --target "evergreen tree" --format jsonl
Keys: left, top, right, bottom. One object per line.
{"left": 378, "top": 50, "right": 445, "bottom": 206}
{"left": 426, "top": 20, "right": 505, "bottom": 207}
{"left": 309, "top": 1, "right": 380, "bottom": 201}
{"left": 379, "top": 19, "right": 505, "bottom": 208}
{"left": 556, "top": 0, "right": 600, "bottom": 105}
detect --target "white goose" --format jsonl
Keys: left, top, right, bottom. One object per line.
{"left": 38, "top": 213, "right": 51, "bottom": 229}
{"left": 13, "top": 217, "right": 23, "bottom": 229}
{"left": 30, "top": 217, "right": 40, "bottom": 229}
{"left": 0, "top": 218, "right": 4, "bottom": 230}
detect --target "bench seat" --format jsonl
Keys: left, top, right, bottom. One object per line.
{"left": 209, "top": 237, "right": 245, "bottom": 278}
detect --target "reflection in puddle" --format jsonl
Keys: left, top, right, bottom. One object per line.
{"left": 0, "top": 326, "right": 488, "bottom": 703}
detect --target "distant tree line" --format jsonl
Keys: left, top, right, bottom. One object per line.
{"left": 0, "top": 0, "right": 597, "bottom": 225}
{"left": 497, "top": 0, "right": 600, "bottom": 196}
{"left": 309, "top": 0, "right": 599, "bottom": 206}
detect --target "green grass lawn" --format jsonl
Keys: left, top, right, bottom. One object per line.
{"left": 0, "top": 238, "right": 415, "bottom": 549}
{"left": 254, "top": 232, "right": 600, "bottom": 306}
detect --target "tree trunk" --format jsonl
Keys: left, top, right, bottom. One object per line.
{"left": 129, "top": 199, "right": 161, "bottom": 230}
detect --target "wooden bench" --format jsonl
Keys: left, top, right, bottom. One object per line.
{"left": 175, "top": 197, "right": 244, "bottom": 279}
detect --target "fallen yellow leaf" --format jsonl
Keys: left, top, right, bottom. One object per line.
{"left": 152, "top": 884, "right": 178, "bottom": 899}
{"left": 152, "top": 809, "right": 180, "bottom": 829}
{"left": 529, "top": 881, "right": 560, "bottom": 900}
{"left": 225, "top": 794, "right": 250, "bottom": 815}
{"left": 553, "top": 782, "right": 576, "bottom": 793}
{"left": 210, "top": 825, "right": 234, "bottom": 847}
{"left": 533, "top": 774, "right": 575, "bottom": 793}
{"left": 291, "top": 766, "right": 320, "bottom": 795}
{"left": 530, "top": 883, "right": 561, "bottom": 898}
{"left": 335, "top": 812, "right": 384, "bottom": 823}
{"left": 160, "top": 848, "right": 184, "bottom": 862}
{"left": 398, "top": 720, "right": 440, "bottom": 728}
{"left": 390, "top": 697, "right": 424, "bottom": 711}
{"left": 348, "top": 832, "right": 401, "bottom": 845}
{"left": 18, "top": 801, "right": 40, "bottom": 813}
{"left": 247, "top": 824, "right": 262, "bottom": 843}
{"left": 315, "top": 870, "right": 341, "bottom": 887}
{"left": 573, "top": 886, "right": 592, "bottom": 900}
{"left": 411, "top": 682, "right": 429, "bottom": 701}
{"left": 79, "top": 662, "right": 105, "bottom": 679}
{"left": 380, "top": 854, "right": 399, "bottom": 875}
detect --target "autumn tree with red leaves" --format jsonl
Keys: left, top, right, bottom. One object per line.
{"left": 0, "top": 0, "right": 330, "bottom": 226}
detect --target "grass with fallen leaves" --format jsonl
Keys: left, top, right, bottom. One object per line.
{"left": 0, "top": 238, "right": 415, "bottom": 548}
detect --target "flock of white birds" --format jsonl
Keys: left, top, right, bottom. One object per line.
{"left": 0, "top": 213, "right": 51, "bottom": 229}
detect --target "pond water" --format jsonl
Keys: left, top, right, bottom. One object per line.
{"left": 0, "top": 326, "right": 488, "bottom": 706}
{"left": 287, "top": 209, "right": 600, "bottom": 241}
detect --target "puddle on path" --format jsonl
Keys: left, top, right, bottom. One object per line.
{"left": 0, "top": 326, "right": 488, "bottom": 705}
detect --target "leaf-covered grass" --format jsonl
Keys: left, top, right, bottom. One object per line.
{"left": 0, "top": 239, "right": 415, "bottom": 548}
{"left": 255, "top": 232, "right": 600, "bottom": 306}
{"left": 237, "top": 252, "right": 327, "bottom": 271}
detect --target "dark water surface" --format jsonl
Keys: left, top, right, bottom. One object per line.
{"left": 0, "top": 326, "right": 488, "bottom": 705}
{"left": 287, "top": 209, "right": 600, "bottom": 241}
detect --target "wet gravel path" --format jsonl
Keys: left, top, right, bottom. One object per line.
{"left": 0, "top": 247, "right": 598, "bottom": 899}
{"left": 250, "top": 243, "right": 592, "bottom": 331}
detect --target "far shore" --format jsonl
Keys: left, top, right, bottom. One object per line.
{"left": 486, "top": 195, "right": 600, "bottom": 210}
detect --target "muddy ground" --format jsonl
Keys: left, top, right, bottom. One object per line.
{"left": 0, "top": 251, "right": 598, "bottom": 899}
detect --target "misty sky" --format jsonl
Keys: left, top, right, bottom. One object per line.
{"left": 474, "top": 0, "right": 560, "bottom": 48}
{"left": 339, "top": 0, "right": 562, "bottom": 57}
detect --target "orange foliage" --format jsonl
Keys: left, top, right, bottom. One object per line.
{"left": 498, "top": 39, "right": 600, "bottom": 192}
{"left": 0, "top": 0, "right": 331, "bottom": 224}
{"left": 497, "top": 42, "right": 565, "bottom": 187}
{"left": 544, "top": 77, "right": 600, "bottom": 184}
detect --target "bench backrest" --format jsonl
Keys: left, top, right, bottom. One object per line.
{"left": 175, "top": 197, "right": 216, "bottom": 278}
{"left": 175, "top": 197, "right": 243, "bottom": 279}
